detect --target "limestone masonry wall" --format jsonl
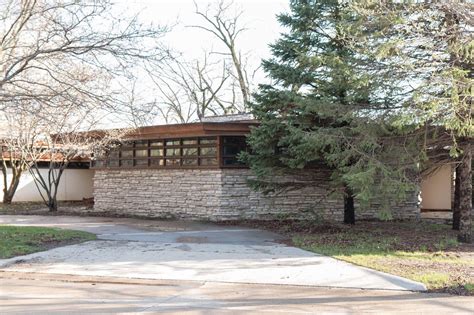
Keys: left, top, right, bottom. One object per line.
{"left": 92, "top": 169, "right": 420, "bottom": 221}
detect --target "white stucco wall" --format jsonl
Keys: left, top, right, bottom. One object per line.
{"left": 421, "top": 164, "right": 452, "bottom": 210}
{"left": 3, "top": 168, "right": 94, "bottom": 202}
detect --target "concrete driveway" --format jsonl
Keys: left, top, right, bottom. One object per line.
{"left": 0, "top": 215, "right": 425, "bottom": 291}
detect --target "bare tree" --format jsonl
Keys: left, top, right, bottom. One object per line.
{"left": 0, "top": 106, "right": 44, "bottom": 203}
{"left": 116, "top": 79, "right": 162, "bottom": 128}
{"left": 0, "top": 0, "right": 170, "bottom": 113}
{"left": 192, "top": 0, "right": 253, "bottom": 110}
{"left": 151, "top": 53, "right": 234, "bottom": 123}
{"left": 23, "top": 104, "right": 130, "bottom": 212}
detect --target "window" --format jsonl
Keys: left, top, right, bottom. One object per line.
{"left": 91, "top": 136, "right": 219, "bottom": 169}
{"left": 121, "top": 150, "right": 133, "bottom": 158}
{"left": 221, "top": 136, "right": 248, "bottom": 166}
{"left": 134, "top": 159, "right": 149, "bottom": 167}
{"left": 135, "top": 149, "right": 148, "bottom": 157}
{"left": 200, "top": 147, "right": 217, "bottom": 156}
{"left": 165, "top": 148, "right": 180, "bottom": 157}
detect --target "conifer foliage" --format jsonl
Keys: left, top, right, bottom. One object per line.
{"left": 245, "top": 0, "right": 418, "bottom": 223}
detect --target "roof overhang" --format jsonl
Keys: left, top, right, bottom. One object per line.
{"left": 124, "top": 122, "right": 258, "bottom": 140}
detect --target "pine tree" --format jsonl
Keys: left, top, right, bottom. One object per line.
{"left": 245, "top": 0, "right": 418, "bottom": 223}
{"left": 353, "top": 1, "right": 473, "bottom": 242}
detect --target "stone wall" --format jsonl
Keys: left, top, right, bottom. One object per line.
{"left": 92, "top": 168, "right": 420, "bottom": 221}
{"left": 93, "top": 169, "right": 222, "bottom": 219}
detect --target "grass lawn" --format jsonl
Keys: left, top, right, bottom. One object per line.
{"left": 0, "top": 225, "right": 96, "bottom": 259}
{"left": 231, "top": 220, "right": 474, "bottom": 296}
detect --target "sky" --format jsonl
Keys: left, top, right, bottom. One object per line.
{"left": 123, "top": 0, "right": 289, "bottom": 66}
{"left": 108, "top": 0, "right": 290, "bottom": 126}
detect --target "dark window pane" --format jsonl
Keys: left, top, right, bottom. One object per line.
{"left": 166, "top": 158, "right": 180, "bottom": 166}
{"left": 150, "top": 140, "right": 164, "bottom": 146}
{"left": 121, "top": 159, "right": 133, "bottom": 167}
{"left": 223, "top": 136, "right": 246, "bottom": 145}
{"left": 183, "top": 139, "right": 198, "bottom": 145}
{"left": 183, "top": 158, "right": 198, "bottom": 166}
{"left": 223, "top": 146, "right": 242, "bottom": 156}
{"left": 135, "top": 149, "right": 148, "bottom": 157}
{"left": 166, "top": 139, "right": 180, "bottom": 146}
{"left": 200, "top": 158, "right": 218, "bottom": 166}
{"left": 150, "top": 159, "right": 164, "bottom": 166}
{"left": 222, "top": 157, "right": 243, "bottom": 165}
{"left": 121, "top": 150, "right": 133, "bottom": 158}
{"left": 150, "top": 149, "right": 163, "bottom": 157}
{"left": 108, "top": 160, "right": 119, "bottom": 167}
{"left": 134, "top": 159, "right": 148, "bottom": 166}
{"left": 200, "top": 137, "right": 216, "bottom": 145}
{"left": 134, "top": 140, "right": 148, "bottom": 146}
{"left": 165, "top": 148, "right": 180, "bottom": 156}
{"left": 200, "top": 147, "right": 217, "bottom": 156}
{"left": 183, "top": 147, "right": 198, "bottom": 156}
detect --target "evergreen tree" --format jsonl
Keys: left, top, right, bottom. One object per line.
{"left": 245, "top": 0, "right": 418, "bottom": 223}
{"left": 353, "top": 1, "right": 473, "bottom": 242}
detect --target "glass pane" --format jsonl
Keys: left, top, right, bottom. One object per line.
{"left": 165, "top": 148, "right": 180, "bottom": 156}
{"left": 223, "top": 146, "right": 241, "bottom": 156}
{"left": 223, "top": 136, "right": 246, "bottom": 145}
{"left": 134, "top": 140, "right": 149, "bottom": 146}
{"left": 135, "top": 149, "right": 148, "bottom": 157}
{"left": 222, "top": 157, "right": 244, "bottom": 165}
{"left": 109, "top": 150, "right": 120, "bottom": 159}
{"left": 120, "top": 159, "right": 133, "bottom": 167}
{"left": 182, "top": 159, "right": 198, "bottom": 166}
{"left": 150, "top": 149, "right": 163, "bottom": 157}
{"left": 150, "top": 140, "right": 164, "bottom": 146}
{"left": 165, "top": 158, "right": 180, "bottom": 166}
{"left": 166, "top": 139, "right": 180, "bottom": 146}
{"left": 150, "top": 159, "right": 164, "bottom": 166}
{"left": 200, "top": 147, "right": 217, "bottom": 156}
{"left": 108, "top": 160, "right": 119, "bottom": 167}
{"left": 183, "top": 147, "right": 198, "bottom": 156}
{"left": 121, "top": 150, "right": 133, "bottom": 158}
{"left": 200, "top": 137, "right": 216, "bottom": 144}
{"left": 200, "top": 158, "right": 218, "bottom": 166}
{"left": 182, "top": 138, "right": 198, "bottom": 145}
{"left": 134, "top": 159, "right": 148, "bottom": 166}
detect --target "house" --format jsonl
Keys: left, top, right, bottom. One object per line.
{"left": 3, "top": 115, "right": 455, "bottom": 221}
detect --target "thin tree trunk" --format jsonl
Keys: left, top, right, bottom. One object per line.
{"left": 48, "top": 198, "right": 58, "bottom": 212}
{"left": 344, "top": 184, "right": 355, "bottom": 224}
{"left": 457, "top": 145, "right": 472, "bottom": 243}
{"left": 453, "top": 165, "right": 461, "bottom": 230}
{"left": 1, "top": 161, "right": 24, "bottom": 204}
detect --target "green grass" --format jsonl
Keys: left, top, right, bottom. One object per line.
{"left": 286, "top": 222, "right": 474, "bottom": 295}
{"left": 0, "top": 225, "right": 96, "bottom": 259}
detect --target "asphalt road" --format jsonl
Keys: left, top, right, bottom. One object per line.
{"left": 1, "top": 272, "right": 473, "bottom": 314}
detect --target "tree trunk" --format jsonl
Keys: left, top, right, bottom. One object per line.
{"left": 344, "top": 185, "right": 355, "bottom": 224}
{"left": 457, "top": 145, "right": 472, "bottom": 243}
{"left": 3, "top": 191, "right": 14, "bottom": 204}
{"left": 453, "top": 165, "right": 461, "bottom": 230}
{"left": 4, "top": 176, "right": 21, "bottom": 204}
{"left": 48, "top": 198, "right": 58, "bottom": 212}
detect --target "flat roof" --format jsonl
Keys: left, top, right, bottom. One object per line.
{"left": 124, "top": 121, "right": 258, "bottom": 140}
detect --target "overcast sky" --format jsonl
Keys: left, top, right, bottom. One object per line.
{"left": 124, "top": 0, "right": 288, "bottom": 64}
{"left": 109, "top": 0, "right": 290, "bottom": 126}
